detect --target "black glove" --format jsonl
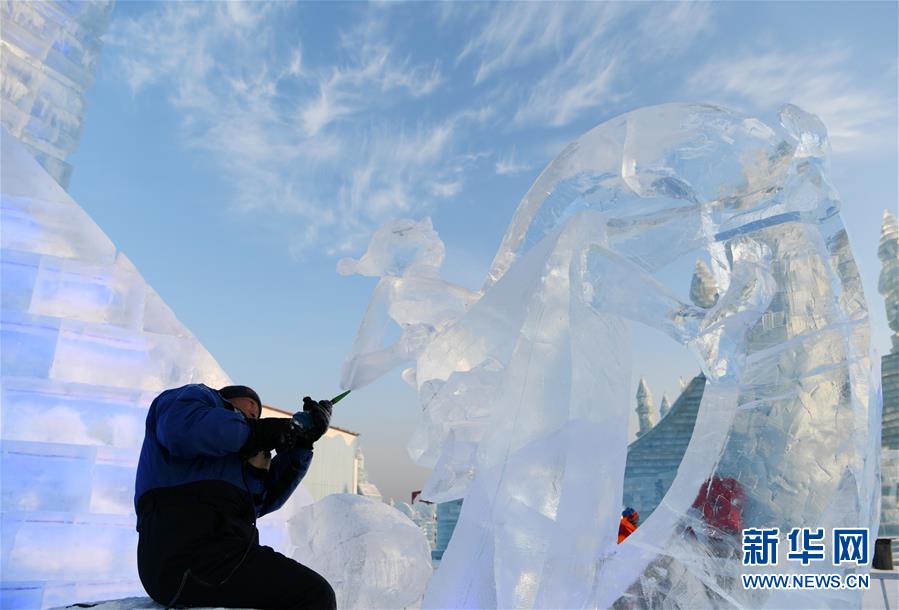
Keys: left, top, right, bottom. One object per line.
{"left": 294, "top": 396, "right": 332, "bottom": 448}
{"left": 240, "top": 418, "right": 294, "bottom": 458}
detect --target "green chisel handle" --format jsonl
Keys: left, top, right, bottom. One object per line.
{"left": 330, "top": 390, "right": 351, "bottom": 405}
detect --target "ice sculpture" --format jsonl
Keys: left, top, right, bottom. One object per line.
{"left": 690, "top": 259, "right": 719, "bottom": 309}
{"left": 392, "top": 498, "right": 438, "bottom": 551}
{"left": 0, "top": 126, "right": 323, "bottom": 607}
{"left": 0, "top": 129, "right": 235, "bottom": 608}
{"left": 288, "top": 494, "right": 433, "bottom": 609}
{"left": 0, "top": 1, "right": 114, "bottom": 189}
{"left": 341, "top": 103, "right": 877, "bottom": 608}
{"left": 339, "top": 218, "right": 478, "bottom": 392}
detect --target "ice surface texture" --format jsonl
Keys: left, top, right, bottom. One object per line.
{"left": 0, "top": 131, "right": 239, "bottom": 608}
{"left": 288, "top": 494, "right": 433, "bottom": 609}
{"left": 341, "top": 103, "right": 878, "bottom": 608}
{"left": 0, "top": 1, "right": 114, "bottom": 189}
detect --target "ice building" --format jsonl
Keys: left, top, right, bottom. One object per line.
{"left": 355, "top": 446, "right": 384, "bottom": 502}
{"left": 879, "top": 209, "right": 899, "bottom": 562}
{"left": 0, "top": 0, "right": 113, "bottom": 189}
{"left": 658, "top": 393, "right": 671, "bottom": 419}
{"left": 623, "top": 375, "right": 706, "bottom": 519}
{"left": 432, "top": 498, "right": 463, "bottom": 563}
{"left": 634, "top": 377, "right": 655, "bottom": 437}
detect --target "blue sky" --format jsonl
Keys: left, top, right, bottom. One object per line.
{"left": 69, "top": 1, "right": 897, "bottom": 502}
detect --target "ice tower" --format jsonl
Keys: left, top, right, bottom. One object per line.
{"left": 2, "top": 3, "right": 256, "bottom": 607}
{"left": 635, "top": 377, "right": 655, "bottom": 437}
{"left": 658, "top": 393, "right": 671, "bottom": 419}
{"left": 0, "top": 133, "right": 232, "bottom": 608}
{"left": 0, "top": 1, "right": 113, "bottom": 189}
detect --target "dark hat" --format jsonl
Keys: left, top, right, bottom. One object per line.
{"left": 218, "top": 385, "right": 262, "bottom": 409}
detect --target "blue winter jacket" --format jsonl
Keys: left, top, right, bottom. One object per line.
{"left": 134, "top": 384, "right": 312, "bottom": 519}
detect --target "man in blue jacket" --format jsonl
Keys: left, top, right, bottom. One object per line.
{"left": 134, "top": 384, "right": 336, "bottom": 610}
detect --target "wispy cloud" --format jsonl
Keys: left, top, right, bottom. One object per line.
{"left": 494, "top": 147, "right": 532, "bottom": 176}
{"left": 302, "top": 24, "right": 443, "bottom": 136}
{"left": 459, "top": 2, "right": 715, "bottom": 128}
{"left": 106, "top": 1, "right": 890, "bottom": 259}
{"left": 108, "top": 2, "right": 454, "bottom": 256}
{"left": 689, "top": 46, "right": 897, "bottom": 153}
{"left": 459, "top": 2, "right": 584, "bottom": 85}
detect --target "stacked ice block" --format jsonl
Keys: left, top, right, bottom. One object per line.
{"left": 0, "top": 133, "right": 233, "bottom": 608}
{"left": 0, "top": 3, "right": 234, "bottom": 605}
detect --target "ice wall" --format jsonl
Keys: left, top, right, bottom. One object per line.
{"left": 341, "top": 103, "right": 878, "bottom": 608}
{"left": 0, "top": 131, "right": 236, "bottom": 608}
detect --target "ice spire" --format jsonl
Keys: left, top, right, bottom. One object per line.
{"left": 635, "top": 377, "right": 655, "bottom": 436}
{"left": 879, "top": 208, "right": 899, "bottom": 353}
{"left": 0, "top": 1, "right": 114, "bottom": 189}
{"left": 659, "top": 393, "right": 671, "bottom": 419}
{"left": 690, "top": 259, "right": 719, "bottom": 309}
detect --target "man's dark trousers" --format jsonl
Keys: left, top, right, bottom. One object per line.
{"left": 137, "top": 482, "right": 335, "bottom": 610}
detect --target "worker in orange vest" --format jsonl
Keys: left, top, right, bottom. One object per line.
{"left": 618, "top": 507, "right": 639, "bottom": 543}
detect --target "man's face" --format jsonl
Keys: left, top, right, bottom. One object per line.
{"left": 229, "top": 397, "right": 261, "bottom": 420}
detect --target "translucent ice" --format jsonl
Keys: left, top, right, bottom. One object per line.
{"left": 339, "top": 218, "right": 478, "bottom": 391}
{"left": 1, "top": 0, "right": 114, "bottom": 188}
{"left": 342, "top": 103, "right": 877, "bottom": 609}
{"left": 288, "top": 494, "right": 433, "bottom": 609}
{"left": 1, "top": 124, "right": 327, "bottom": 608}
{"left": 2, "top": 5, "right": 310, "bottom": 607}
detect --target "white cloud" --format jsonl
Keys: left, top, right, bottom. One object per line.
{"left": 300, "top": 84, "right": 354, "bottom": 136}
{"left": 336, "top": 120, "right": 460, "bottom": 221}
{"left": 431, "top": 180, "right": 463, "bottom": 198}
{"left": 456, "top": 3, "right": 649, "bottom": 86}
{"left": 514, "top": 58, "right": 619, "bottom": 127}
{"left": 494, "top": 147, "right": 532, "bottom": 175}
{"left": 108, "top": 2, "right": 459, "bottom": 255}
{"left": 636, "top": 2, "right": 715, "bottom": 57}
{"left": 689, "top": 46, "right": 897, "bottom": 153}
{"left": 459, "top": 2, "right": 714, "bottom": 128}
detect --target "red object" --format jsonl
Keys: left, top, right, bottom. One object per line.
{"left": 618, "top": 514, "right": 638, "bottom": 543}
{"left": 411, "top": 490, "right": 432, "bottom": 505}
{"left": 691, "top": 476, "right": 745, "bottom": 535}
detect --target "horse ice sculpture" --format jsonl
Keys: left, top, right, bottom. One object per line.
{"left": 340, "top": 103, "right": 878, "bottom": 608}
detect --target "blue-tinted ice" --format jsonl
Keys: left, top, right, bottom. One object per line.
{"left": 341, "top": 103, "right": 878, "bottom": 608}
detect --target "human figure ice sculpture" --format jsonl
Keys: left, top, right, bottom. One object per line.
{"left": 341, "top": 103, "right": 877, "bottom": 609}
{"left": 134, "top": 384, "right": 336, "bottom": 610}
